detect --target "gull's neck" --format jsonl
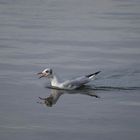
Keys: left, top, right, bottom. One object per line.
{"left": 49, "top": 74, "right": 60, "bottom": 87}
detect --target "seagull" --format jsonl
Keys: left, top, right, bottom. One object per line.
{"left": 37, "top": 68, "right": 101, "bottom": 90}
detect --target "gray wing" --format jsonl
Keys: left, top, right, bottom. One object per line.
{"left": 62, "top": 76, "right": 90, "bottom": 88}
{"left": 62, "top": 71, "right": 100, "bottom": 89}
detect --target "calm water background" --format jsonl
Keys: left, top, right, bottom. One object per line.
{"left": 0, "top": 0, "right": 140, "bottom": 140}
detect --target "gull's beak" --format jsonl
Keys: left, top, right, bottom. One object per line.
{"left": 37, "top": 72, "right": 45, "bottom": 79}
{"left": 37, "top": 72, "right": 49, "bottom": 79}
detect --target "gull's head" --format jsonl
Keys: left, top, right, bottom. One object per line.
{"left": 37, "top": 68, "right": 53, "bottom": 79}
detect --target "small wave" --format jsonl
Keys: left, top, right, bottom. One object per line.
{"left": 92, "top": 86, "right": 140, "bottom": 91}
{"left": 46, "top": 85, "right": 140, "bottom": 91}
{"left": 119, "top": 101, "right": 140, "bottom": 106}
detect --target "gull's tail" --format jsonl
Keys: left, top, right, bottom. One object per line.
{"left": 86, "top": 71, "right": 101, "bottom": 79}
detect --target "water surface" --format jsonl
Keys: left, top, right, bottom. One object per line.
{"left": 0, "top": 0, "right": 140, "bottom": 140}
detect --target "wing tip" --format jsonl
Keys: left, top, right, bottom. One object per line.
{"left": 94, "top": 71, "right": 101, "bottom": 75}
{"left": 86, "top": 71, "right": 101, "bottom": 78}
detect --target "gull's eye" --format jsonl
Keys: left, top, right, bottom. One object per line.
{"left": 45, "top": 70, "right": 49, "bottom": 73}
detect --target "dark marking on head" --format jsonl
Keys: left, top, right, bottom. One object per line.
{"left": 50, "top": 69, "right": 53, "bottom": 74}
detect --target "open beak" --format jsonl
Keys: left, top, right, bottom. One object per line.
{"left": 37, "top": 72, "right": 45, "bottom": 79}
{"left": 37, "top": 72, "right": 50, "bottom": 79}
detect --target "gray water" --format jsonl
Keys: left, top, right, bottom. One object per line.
{"left": 0, "top": 0, "right": 140, "bottom": 139}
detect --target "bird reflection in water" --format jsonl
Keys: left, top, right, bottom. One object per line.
{"left": 37, "top": 86, "right": 99, "bottom": 107}
{"left": 38, "top": 89, "right": 63, "bottom": 107}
